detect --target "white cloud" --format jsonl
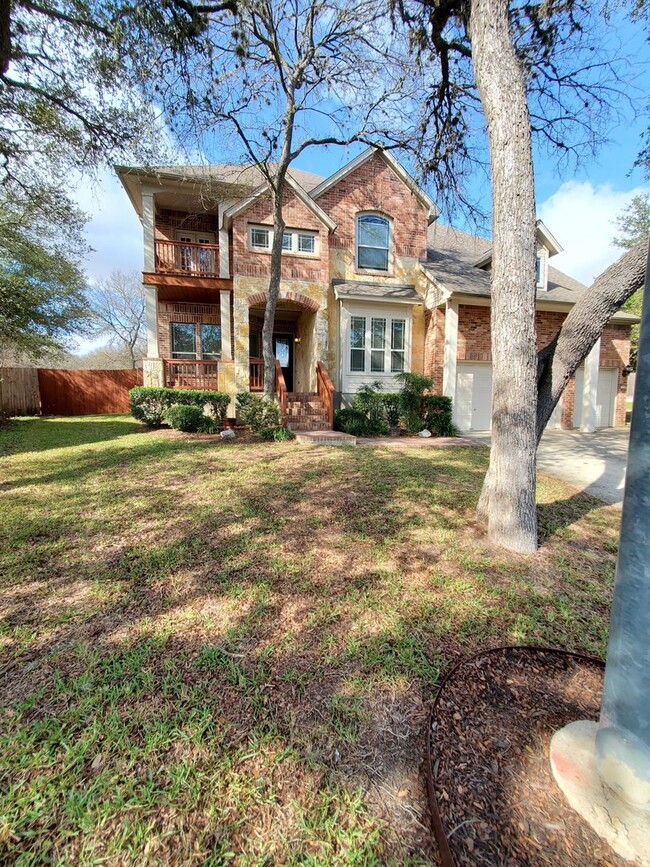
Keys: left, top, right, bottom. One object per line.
{"left": 539, "top": 181, "right": 649, "bottom": 285}
{"left": 72, "top": 169, "right": 143, "bottom": 282}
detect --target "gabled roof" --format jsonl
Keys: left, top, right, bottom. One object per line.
{"left": 473, "top": 219, "right": 564, "bottom": 268}
{"left": 222, "top": 173, "right": 336, "bottom": 230}
{"left": 309, "top": 148, "right": 439, "bottom": 224}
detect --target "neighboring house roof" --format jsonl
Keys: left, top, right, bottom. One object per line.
{"left": 473, "top": 218, "right": 564, "bottom": 267}
{"left": 333, "top": 280, "right": 421, "bottom": 303}
{"left": 310, "top": 148, "right": 439, "bottom": 224}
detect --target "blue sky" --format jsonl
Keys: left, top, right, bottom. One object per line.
{"left": 73, "top": 7, "right": 649, "bottom": 354}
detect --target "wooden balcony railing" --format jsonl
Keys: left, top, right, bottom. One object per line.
{"left": 274, "top": 359, "right": 288, "bottom": 422}
{"left": 250, "top": 359, "right": 264, "bottom": 392}
{"left": 316, "top": 361, "right": 335, "bottom": 427}
{"left": 155, "top": 240, "right": 219, "bottom": 277}
{"left": 164, "top": 359, "right": 220, "bottom": 389}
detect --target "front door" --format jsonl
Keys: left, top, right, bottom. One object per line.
{"left": 273, "top": 334, "right": 294, "bottom": 392}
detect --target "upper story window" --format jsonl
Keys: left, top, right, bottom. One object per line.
{"left": 357, "top": 214, "right": 390, "bottom": 272}
{"left": 250, "top": 225, "right": 318, "bottom": 256}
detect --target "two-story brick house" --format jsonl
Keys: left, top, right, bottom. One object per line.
{"left": 116, "top": 148, "right": 635, "bottom": 432}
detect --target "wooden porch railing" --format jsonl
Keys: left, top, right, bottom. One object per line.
{"left": 164, "top": 359, "right": 220, "bottom": 389}
{"left": 155, "top": 240, "right": 219, "bottom": 277}
{"left": 316, "top": 361, "right": 335, "bottom": 427}
{"left": 250, "top": 359, "right": 264, "bottom": 392}
{"left": 274, "top": 359, "right": 288, "bottom": 422}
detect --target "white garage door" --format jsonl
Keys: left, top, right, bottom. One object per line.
{"left": 454, "top": 363, "right": 492, "bottom": 431}
{"left": 573, "top": 367, "right": 618, "bottom": 428}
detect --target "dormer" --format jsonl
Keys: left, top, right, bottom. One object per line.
{"left": 474, "top": 220, "right": 564, "bottom": 292}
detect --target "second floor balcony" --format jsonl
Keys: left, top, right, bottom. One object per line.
{"left": 154, "top": 239, "right": 220, "bottom": 278}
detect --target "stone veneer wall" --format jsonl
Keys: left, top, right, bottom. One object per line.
{"left": 232, "top": 277, "right": 330, "bottom": 394}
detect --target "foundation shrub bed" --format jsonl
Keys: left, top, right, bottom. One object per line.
{"left": 129, "top": 387, "right": 230, "bottom": 428}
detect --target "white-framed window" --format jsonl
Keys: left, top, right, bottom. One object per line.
{"left": 348, "top": 314, "right": 407, "bottom": 374}
{"left": 298, "top": 233, "right": 316, "bottom": 253}
{"left": 249, "top": 225, "right": 318, "bottom": 256}
{"left": 250, "top": 226, "right": 270, "bottom": 249}
{"left": 357, "top": 214, "right": 390, "bottom": 272}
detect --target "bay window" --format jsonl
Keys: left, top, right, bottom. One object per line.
{"left": 348, "top": 314, "right": 407, "bottom": 375}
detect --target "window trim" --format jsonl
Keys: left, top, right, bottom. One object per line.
{"left": 248, "top": 224, "right": 319, "bottom": 257}
{"left": 356, "top": 213, "right": 392, "bottom": 274}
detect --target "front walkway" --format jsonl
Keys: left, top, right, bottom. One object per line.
{"left": 464, "top": 428, "right": 630, "bottom": 507}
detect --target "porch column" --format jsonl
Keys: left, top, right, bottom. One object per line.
{"left": 142, "top": 190, "right": 155, "bottom": 273}
{"left": 218, "top": 204, "right": 230, "bottom": 279}
{"left": 144, "top": 284, "right": 159, "bottom": 358}
{"left": 442, "top": 300, "right": 459, "bottom": 402}
{"left": 219, "top": 290, "right": 232, "bottom": 361}
{"left": 581, "top": 338, "right": 600, "bottom": 433}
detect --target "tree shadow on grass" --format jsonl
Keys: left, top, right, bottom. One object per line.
{"left": 0, "top": 415, "right": 146, "bottom": 457}
{"left": 0, "top": 432, "right": 620, "bottom": 864}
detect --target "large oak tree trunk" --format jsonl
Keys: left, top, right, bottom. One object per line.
{"left": 536, "top": 239, "right": 647, "bottom": 442}
{"left": 470, "top": 0, "right": 539, "bottom": 553}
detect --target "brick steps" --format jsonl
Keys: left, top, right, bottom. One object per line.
{"left": 286, "top": 391, "right": 331, "bottom": 432}
{"left": 294, "top": 430, "right": 357, "bottom": 446}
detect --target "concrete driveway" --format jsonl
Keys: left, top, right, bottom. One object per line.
{"left": 467, "top": 428, "right": 630, "bottom": 507}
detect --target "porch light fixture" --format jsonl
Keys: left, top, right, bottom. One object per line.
{"left": 294, "top": 336, "right": 302, "bottom": 344}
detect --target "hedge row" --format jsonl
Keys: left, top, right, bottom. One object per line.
{"left": 129, "top": 387, "right": 230, "bottom": 428}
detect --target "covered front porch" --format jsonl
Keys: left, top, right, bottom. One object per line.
{"left": 248, "top": 296, "right": 321, "bottom": 395}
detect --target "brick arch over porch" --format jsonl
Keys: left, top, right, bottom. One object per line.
{"left": 247, "top": 290, "right": 320, "bottom": 313}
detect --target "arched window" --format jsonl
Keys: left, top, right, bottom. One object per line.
{"left": 357, "top": 214, "right": 390, "bottom": 271}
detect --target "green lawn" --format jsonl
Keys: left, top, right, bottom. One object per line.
{"left": 0, "top": 416, "right": 620, "bottom": 865}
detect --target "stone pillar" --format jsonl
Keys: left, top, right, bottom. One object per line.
{"left": 550, "top": 241, "right": 650, "bottom": 864}
{"left": 233, "top": 283, "right": 250, "bottom": 395}
{"left": 142, "top": 190, "right": 155, "bottom": 273}
{"left": 144, "top": 284, "right": 159, "bottom": 359}
{"left": 442, "top": 300, "right": 459, "bottom": 402}
{"left": 580, "top": 338, "right": 600, "bottom": 433}
{"left": 218, "top": 204, "right": 230, "bottom": 279}
{"left": 219, "top": 290, "right": 232, "bottom": 361}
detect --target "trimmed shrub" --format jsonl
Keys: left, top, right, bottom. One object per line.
{"left": 421, "top": 395, "right": 458, "bottom": 437}
{"left": 334, "top": 407, "right": 371, "bottom": 437}
{"left": 352, "top": 383, "right": 389, "bottom": 436}
{"left": 259, "top": 426, "right": 295, "bottom": 442}
{"left": 236, "top": 393, "right": 283, "bottom": 433}
{"left": 165, "top": 404, "right": 204, "bottom": 432}
{"left": 395, "top": 372, "right": 434, "bottom": 434}
{"left": 129, "top": 387, "right": 230, "bottom": 427}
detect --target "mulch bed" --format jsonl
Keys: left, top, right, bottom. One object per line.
{"left": 429, "top": 647, "right": 630, "bottom": 867}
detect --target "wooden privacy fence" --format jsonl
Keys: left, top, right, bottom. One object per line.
{"left": 0, "top": 367, "right": 142, "bottom": 416}
{"left": 38, "top": 369, "right": 142, "bottom": 415}
{"left": 0, "top": 367, "right": 40, "bottom": 415}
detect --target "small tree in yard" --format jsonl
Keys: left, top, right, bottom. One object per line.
{"left": 398, "top": 0, "right": 647, "bottom": 552}
{"left": 141, "top": 0, "right": 417, "bottom": 396}
{"left": 87, "top": 272, "right": 146, "bottom": 369}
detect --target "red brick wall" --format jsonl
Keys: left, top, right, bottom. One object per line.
{"left": 231, "top": 190, "right": 329, "bottom": 282}
{"left": 317, "top": 152, "right": 428, "bottom": 261}
{"left": 424, "top": 307, "right": 445, "bottom": 392}
{"left": 157, "top": 301, "right": 222, "bottom": 359}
